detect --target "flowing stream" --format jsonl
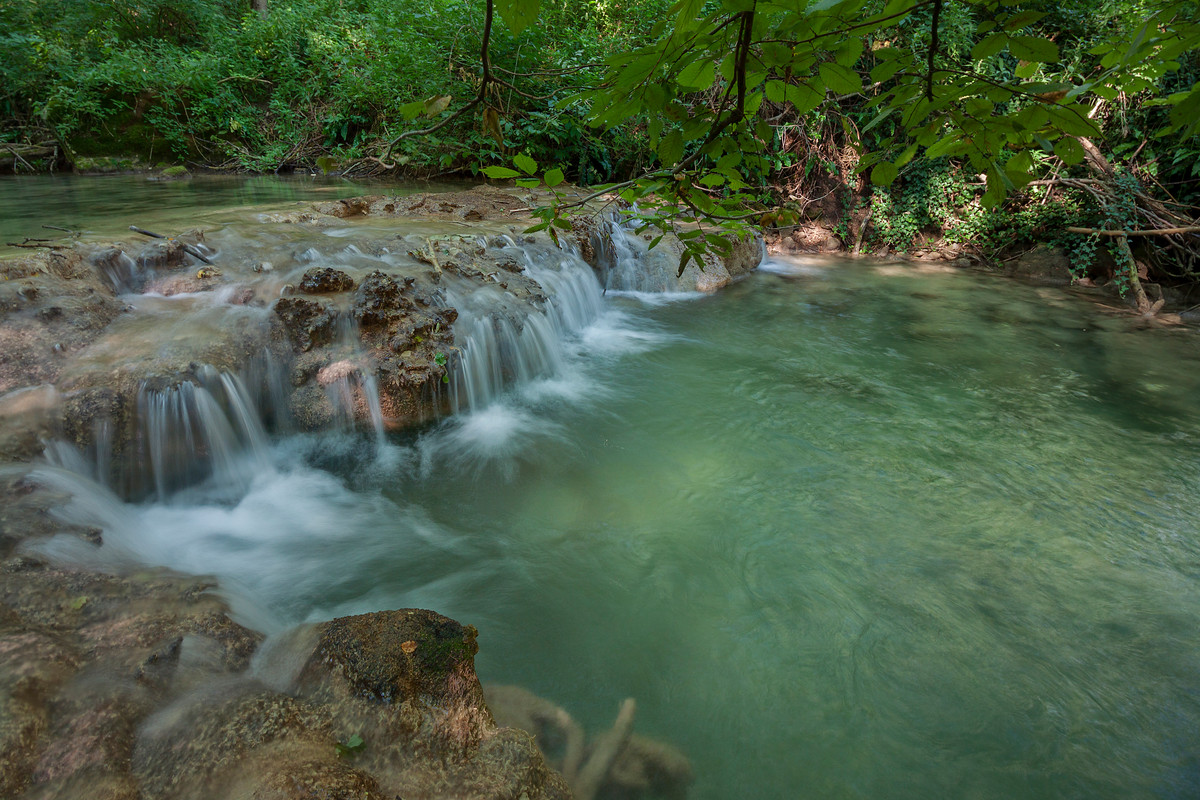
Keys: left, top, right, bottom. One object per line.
{"left": 7, "top": 176, "right": 1200, "bottom": 798}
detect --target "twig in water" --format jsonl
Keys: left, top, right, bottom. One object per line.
{"left": 128, "top": 226, "right": 214, "bottom": 264}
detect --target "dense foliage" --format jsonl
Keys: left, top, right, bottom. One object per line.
{"left": 0, "top": 0, "right": 666, "bottom": 177}
{"left": 2, "top": 0, "right": 1198, "bottom": 292}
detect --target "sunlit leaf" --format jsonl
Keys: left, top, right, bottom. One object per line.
{"left": 481, "top": 165, "right": 520, "bottom": 179}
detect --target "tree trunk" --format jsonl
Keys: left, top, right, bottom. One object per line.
{"left": 251, "top": 0, "right": 267, "bottom": 19}
{"left": 1115, "top": 234, "right": 1153, "bottom": 314}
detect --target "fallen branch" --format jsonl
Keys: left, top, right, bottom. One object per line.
{"left": 1066, "top": 225, "right": 1200, "bottom": 237}
{"left": 128, "top": 226, "right": 214, "bottom": 264}
{"left": 572, "top": 698, "right": 636, "bottom": 800}
{"left": 5, "top": 145, "right": 34, "bottom": 172}
{"left": 6, "top": 238, "right": 69, "bottom": 250}
{"left": 1114, "top": 233, "right": 1153, "bottom": 315}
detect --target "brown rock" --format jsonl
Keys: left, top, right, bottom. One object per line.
{"left": 274, "top": 297, "right": 336, "bottom": 353}
{"left": 299, "top": 267, "right": 355, "bottom": 294}
{"left": 1009, "top": 245, "right": 1073, "bottom": 286}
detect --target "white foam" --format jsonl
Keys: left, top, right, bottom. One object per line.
{"left": 757, "top": 256, "right": 828, "bottom": 276}
{"left": 604, "top": 289, "right": 707, "bottom": 305}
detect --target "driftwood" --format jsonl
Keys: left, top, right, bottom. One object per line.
{"left": 128, "top": 226, "right": 214, "bottom": 264}
{"left": 573, "top": 698, "right": 637, "bottom": 800}
{"left": 1, "top": 142, "right": 55, "bottom": 172}
{"left": 484, "top": 684, "right": 693, "bottom": 799}
{"left": 1067, "top": 225, "right": 1200, "bottom": 237}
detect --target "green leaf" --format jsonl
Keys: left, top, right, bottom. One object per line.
{"left": 1014, "top": 60, "right": 1039, "bottom": 79}
{"left": 871, "top": 161, "right": 899, "bottom": 186}
{"left": 516, "top": 178, "right": 540, "bottom": 188}
{"left": 981, "top": 166, "right": 1006, "bottom": 209}
{"left": 1008, "top": 36, "right": 1059, "bottom": 63}
{"left": 1004, "top": 149, "right": 1035, "bottom": 188}
{"left": 835, "top": 38, "right": 864, "bottom": 69}
{"left": 925, "top": 133, "right": 961, "bottom": 158}
{"left": 482, "top": 166, "right": 521, "bottom": 179}
{"left": 1003, "top": 10, "right": 1045, "bottom": 30}
{"left": 658, "top": 130, "right": 684, "bottom": 166}
{"left": 336, "top": 734, "right": 366, "bottom": 758}
{"left": 398, "top": 101, "right": 425, "bottom": 120}
{"left": 514, "top": 153, "right": 538, "bottom": 175}
{"left": 714, "top": 151, "right": 741, "bottom": 173}
{"left": 543, "top": 168, "right": 565, "bottom": 188}
{"left": 785, "top": 82, "right": 824, "bottom": 114}
{"left": 870, "top": 57, "right": 906, "bottom": 84}
{"left": 1045, "top": 105, "right": 1100, "bottom": 138}
{"left": 677, "top": 59, "right": 716, "bottom": 91}
{"left": 1053, "top": 136, "right": 1085, "bottom": 164}
{"left": 424, "top": 95, "right": 452, "bottom": 117}
{"left": 818, "top": 62, "right": 862, "bottom": 95}
{"left": 894, "top": 143, "right": 919, "bottom": 167}
{"left": 495, "top": 0, "right": 541, "bottom": 35}
{"left": 677, "top": 250, "right": 693, "bottom": 277}
{"left": 971, "top": 33, "right": 1008, "bottom": 60}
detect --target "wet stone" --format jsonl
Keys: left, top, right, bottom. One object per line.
{"left": 298, "top": 267, "right": 355, "bottom": 294}
{"left": 273, "top": 297, "right": 336, "bottom": 353}
{"left": 352, "top": 271, "right": 415, "bottom": 328}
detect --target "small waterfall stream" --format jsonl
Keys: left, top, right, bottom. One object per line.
{"left": 447, "top": 236, "right": 603, "bottom": 412}
{"left": 39, "top": 221, "right": 628, "bottom": 505}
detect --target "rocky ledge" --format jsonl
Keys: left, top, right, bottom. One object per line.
{"left": 0, "top": 186, "right": 726, "bottom": 798}
{"left": 0, "top": 560, "right": 567, "bottom": 799}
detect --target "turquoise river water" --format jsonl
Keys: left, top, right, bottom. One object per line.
{"left": 7, "top": 176, "right": 1200, "bottom": 799}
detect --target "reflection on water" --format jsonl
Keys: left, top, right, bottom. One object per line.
{"left": 0, "top": 173, "right": 442, "bottom": 248}
{"left": 34, "top": 254, "right": 1200, "bottom": 799}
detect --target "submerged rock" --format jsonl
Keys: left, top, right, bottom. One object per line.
{"left": 1008, "top": 245, "right": 1074, "bottom": 286}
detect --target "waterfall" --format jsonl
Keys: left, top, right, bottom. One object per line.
{"left": 446, "top": 237, "right": 604, "bottom": 413}
{"left": 591, "top": 209, "right": 683, "bottom": 294}
{"left": 40, "top": 223, "right": 670, "bottom": 501}
{"left": 135, "top": 366, "right": 274, "bottom": 500}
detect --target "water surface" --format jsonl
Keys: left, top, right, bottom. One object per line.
{"left": 0, "top": 173, "right": 440, "bottom": 248}
{"left": 36, "top": 232, "right": 1200, "bottom": 797}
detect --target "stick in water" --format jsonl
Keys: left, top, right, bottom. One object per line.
{"left": 128, "top": 225, "right": 214, "bottom": 264}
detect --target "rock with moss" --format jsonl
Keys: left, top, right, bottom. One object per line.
{"left": 293, "top": 609, "right": 570, "bottom": 800}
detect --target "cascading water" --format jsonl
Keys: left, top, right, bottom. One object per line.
{"left": 55, "top": 364, "right": 278, "bottom": 501}
{"left": 445, "top": 236, "right": 604, "bottom": 412}
{"left": 592, "top": 208, "right": 701, "bottom": 294}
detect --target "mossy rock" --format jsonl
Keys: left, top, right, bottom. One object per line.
{"left": 300, "top": 609, "right": 484, "bottom": 708}
{"left": 159, "top": 165, "right": 191, "bottom": 180}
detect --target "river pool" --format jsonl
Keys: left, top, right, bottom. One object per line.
{"left": 12, "top": 176, "right": 1200, "bottom": 799}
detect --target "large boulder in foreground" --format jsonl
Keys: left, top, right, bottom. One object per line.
{"left": 123, "top": 608, "right": 568, "bottom": 800}
{"left": 294, "top": 609, "right": 569, "bottom": 800}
